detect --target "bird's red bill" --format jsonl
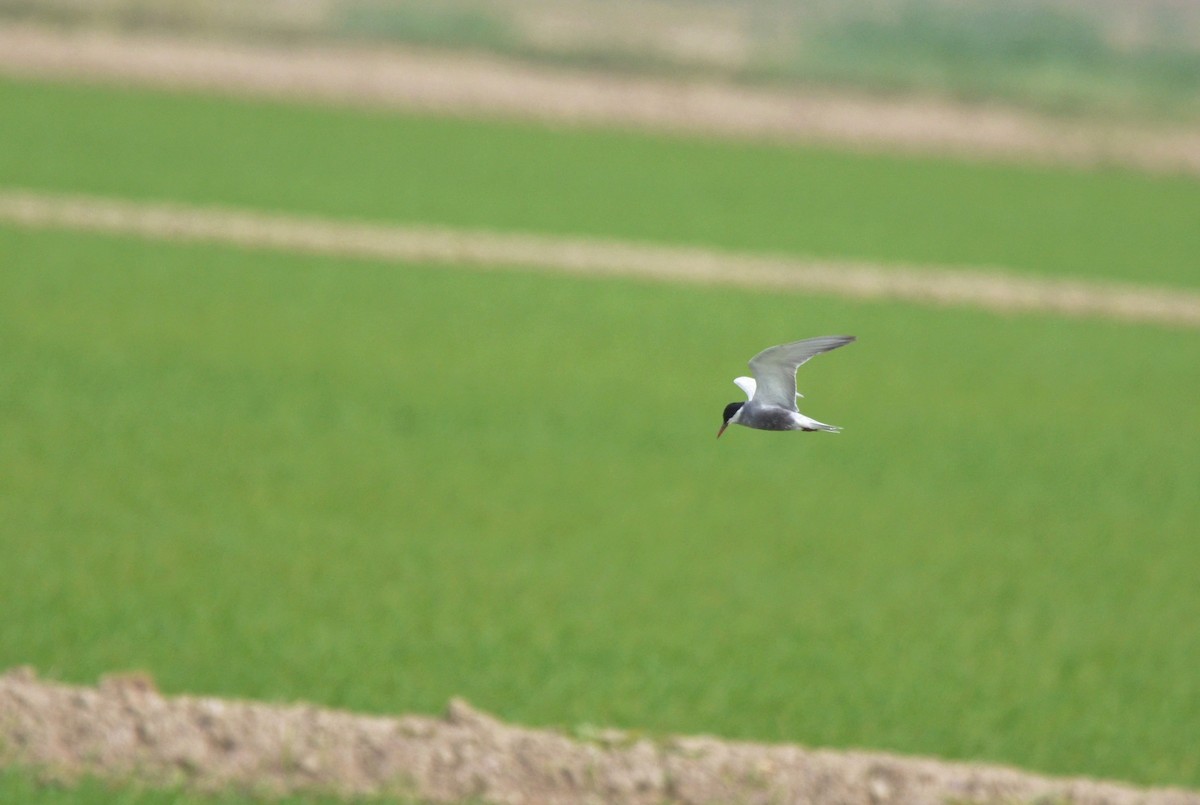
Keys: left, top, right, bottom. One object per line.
{"left": 717, "top": 423, "right": 728, "bottom": 438}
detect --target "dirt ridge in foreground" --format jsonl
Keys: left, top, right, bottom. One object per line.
{"left": 2, "top": 668, "right": 1198, "bottom": 804}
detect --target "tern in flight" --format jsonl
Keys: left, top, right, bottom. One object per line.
{"left": 717, "top": 335, "right": 855, "bottom": 438}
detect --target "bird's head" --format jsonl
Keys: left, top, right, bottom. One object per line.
{"left": 717, "top": 402, "right": 744, "bottom": 438}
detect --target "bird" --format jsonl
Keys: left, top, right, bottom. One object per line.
{"left": 717, "top": 335, "right": 855, "bottom": 438}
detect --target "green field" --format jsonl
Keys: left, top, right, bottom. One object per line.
{"left": 3, "top": 79, "right": 1200, "bottom": 287}
{"left": 2, "top": 75, "right": 1200, "bottom": 799}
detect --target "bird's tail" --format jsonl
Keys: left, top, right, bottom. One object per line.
{"left": 799, "top": 415, "right": 842, "bottom": 433}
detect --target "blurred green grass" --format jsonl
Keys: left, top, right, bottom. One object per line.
{"left": 2, "top": 225, "right": 1198, "bottom": 789}
{"left": 3, "top": 78, "right": 1200, "bottom": 288}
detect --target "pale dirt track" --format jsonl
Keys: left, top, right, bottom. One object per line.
{"left": 3, "top": 188, "right": 1199, "bottom": 328}
{"left": 3, "top": 669, "right": 1199, "bottom": 804}
{"left": 3, "top": 24, "right": 1200, "bottom": 176}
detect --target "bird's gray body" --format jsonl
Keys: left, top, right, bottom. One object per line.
{"left": 736, "top": 405, "right": 802, "bottom": 431}
{"left": 720, "top": 335, "right": 855, "bottom": 436}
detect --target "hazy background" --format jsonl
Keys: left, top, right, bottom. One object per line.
{"left": 5, "top": 0, "right": 1200, "bottom": 121}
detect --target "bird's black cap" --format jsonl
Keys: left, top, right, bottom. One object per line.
{"left": 721, "top": 402, "right": 744, "bottom": 423}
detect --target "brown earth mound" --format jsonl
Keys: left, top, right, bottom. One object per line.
{"left": 2, "top": 668, "right": 1198, "bottom": 804}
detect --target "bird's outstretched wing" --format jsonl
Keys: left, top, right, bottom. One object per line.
{"left": 734, "top": 376, "right": 805, "bottom": 400}
{"left": 747, "top": 335, "right": 855, "bottom": 409}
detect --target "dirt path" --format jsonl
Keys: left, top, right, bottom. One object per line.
{"left": 2, "top": 668, "right": 1198, "bottom": 804}
{"left": 3, "top": 188, "right": 1198, "bottom": 328}
{"left": 2, "top": 24, "right": 1200, "bottom": 175}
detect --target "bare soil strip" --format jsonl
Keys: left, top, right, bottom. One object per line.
{"left": 2, "top": 669, "right": 1198, "bottom": 804}
{"left": 3, "top": 188, "right": 1198, "bottom": 329}
{"left": 2, "top": 25, "right": 1200, "bottom": 176}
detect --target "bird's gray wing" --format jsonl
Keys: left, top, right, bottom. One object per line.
{"left": 748, "top": 335, "right": 855, "bottom": 409}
